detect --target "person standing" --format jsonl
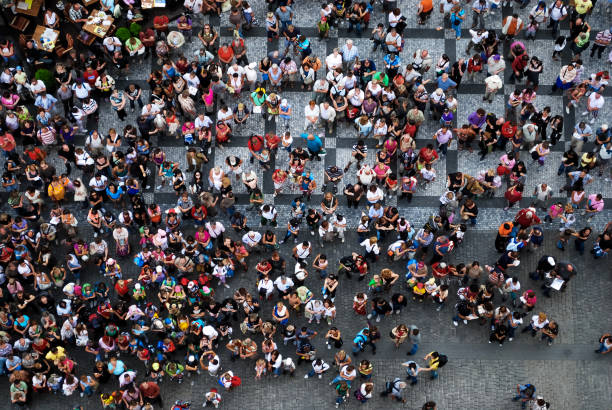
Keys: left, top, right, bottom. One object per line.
{"left": 421, "top": 351, "right": 447, "bottom": 379}
{"left": 109, "top": 89, "right": 128, "bottom": 121}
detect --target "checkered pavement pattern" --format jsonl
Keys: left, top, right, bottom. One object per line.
{"left": 2, "top": 1, "right": 612, "bottom": 409}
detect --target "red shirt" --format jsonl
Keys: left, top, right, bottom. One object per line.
{"left": 83, "top": 69, "right": 99, "bottom": 87}
{"left": 218, "top": 46, "right": 234, "bottom": 63}
{"left": 114, "top": 281, "right": 130, "bottom": 296}
{"left": 265, "top": 133, "right": 281, "bottom": 149}
{"left": 248, "top": 135, "right": 264, "bottom": 152}
{"left": 153, "top": 15, "right": 169, "bottom": 28}
{"left": 418, "top": 147, "right": 439, "bottom": 163}
{"left": 0, "top": 133, "right": 16, "bottom": 152}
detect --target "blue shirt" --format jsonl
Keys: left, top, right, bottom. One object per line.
{"left": 383, "top": 54, "right": 401, "bottom": 68}
{"left": 300, "top": 133, "right": 322, "bottom": 153}
{"left": 353, "top": 328, "right": 369, "bottom": 346}
{"left": 437, "top": 77, "right": 457, "bottom": 91}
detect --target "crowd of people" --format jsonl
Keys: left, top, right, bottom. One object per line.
{"left": 0, "top": 0, "right": 610, "bottom": 409}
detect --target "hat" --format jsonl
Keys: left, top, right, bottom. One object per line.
{"left": 602, "top": 124, "right": 608, "bottom": 131}
{"left": 281, "top": 98, "right": 288, "bottom": 106}
{"left": 493, "top": 54, "right": 501, "bottom": 61}
{"left": 15, "top": 66, "right": 22, "bottom": 71}
{"left": 107, "top": 258, "right": 115, "bottom": 265}
{"left": 439, "top": 262, "right": 447, "bottom": 268}
{"left": 188, "top": 281, "right": 196, "bottom": 289}
{"left": 135, "top": 283, "right": 141, "bottom": 289}
{"left": 156, "top": 266, "right": 163, "bottom": 273}
{"left": 152, "top": 362, "right": 160, "bottom": 371}
{"left": 547, "top": 257, "right": 555, "bottom": 266}
{"left": 426, "top": 278, "right": 436, "bottom": 285}
{"left": 321, "top": 16, "right": 327, "bottom": 21}
{"left": 248, "top": 62, "right": 257, "bottom": 69}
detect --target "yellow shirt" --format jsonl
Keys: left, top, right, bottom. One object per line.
{"left": 575, "top": 0, "right": 592, "bottom": 14}
{"left": 45, "top": 346, "right": 65, "bottom": 361}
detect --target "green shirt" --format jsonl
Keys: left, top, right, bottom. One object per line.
{"left": 317, "top": 21, "right": 330, "bottom": 32}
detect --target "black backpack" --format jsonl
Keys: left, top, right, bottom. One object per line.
{"left": 437, "top": 354, "right": 448, "bottom": 368}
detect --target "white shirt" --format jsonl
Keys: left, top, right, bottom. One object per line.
{"left": 588, "top": 93, "right": 604, "bottom": 110}
{"left": 72, "top": 83, "right": 91, "bottom": 99}
{"left": 304, "top": 104, "right": 320, "bottom": 119}
{"left": 274, "top": 277, "right": 294, "bottom": 291}
{"left": 103, "top": 37, "right": 121, "bottom": 52}
{"left": 319, "top": 104, "right": 336, "bottom": 120}
{"left": 360, "top": 239, "right": 380, "bottom": 254}
{"left": 242, "top": 232, "right": 262, "bottom": 247}
{"left": 348, "top": 88, "right": 365, "bottom": 106}
{"left": 260, "top": 206, "right": 277, "bottom": 220}
{"left": 325, "top": 53, "right": 342, "bottom": 71}
{"left": 195, "top": 115, "right": 213, "bottom": 129}
{"left": 205, "top": 222, "right": 225, "bottom": 238}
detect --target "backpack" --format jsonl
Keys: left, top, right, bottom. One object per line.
{"left": 230, "top": 375, "right": 241, "bottom": 387}
{"left": 437, "top": 354, "right": 448, "bottom": 368}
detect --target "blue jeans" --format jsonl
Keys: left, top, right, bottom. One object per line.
{"left": 0, "top": 357, "right": 6, "bottom": 375}
{"left": 408, "top": 343, "right": 419, "bottom": 355}
{"left": 452, "top": 23, "right": 462, "bottom": 38}
{"left": 430, "top": 370, "right": 438, "bottom": 379}
{"left": 407, "top": 373, "right": 418, "bottom": 384}
{"left": 596, "top": 342, "right": 610, "bottom": 353}
{"left": 331, "top": 375, "right": 348, "bottom": 385}
{"left": 348, "top": 21, "right": 362, "bottom": 34}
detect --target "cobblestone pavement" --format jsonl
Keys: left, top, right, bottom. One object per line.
{"left": 2, "top": 0, "right": 612, "bottom": 409}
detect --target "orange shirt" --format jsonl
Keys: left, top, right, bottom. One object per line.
{"left": 420, "top": 0, "right": 433, "bottom": 12}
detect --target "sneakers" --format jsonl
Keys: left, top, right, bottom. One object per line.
{"left": 453, "top": 320, "right": 459, "bottom": 326}
{"left": 463, "top": 319, "right": 468, "bottom": 325}
{"left": 304, "top": 375, "right": 309, "bottom": 379}
{"left": 509, "top": 338, "right": 513, "bottom": 341}
{"left": 319, "top": 374, "right": 323, "bottom": 379}
{"left": 488, "top": 340, "right": 491, "bottom": 343}
{"left": 590, "top": 118, "right": 595, "bottom": 124}
{"left": 327, "top": 343, "right": 331, "bottom": 350}
{"left": 156, "top": 185, "right": 163, "bottom": 190}
{"left": 582, "top": 111, "right": 589, "bottom": 116}
{"left": 375, "top": 316, "right": 381, "bottom": 323}
{"left": 367, "top": 314, "right": 372, "bottom": 320}
{"left": 566, "top": 106, "right": 570, "bottom": 114}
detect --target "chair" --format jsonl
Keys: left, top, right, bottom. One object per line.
{"left": 18, "top": 34, "right": 32, "bottom": 48}
{"left": 9, "top": 15, "right": 30, "bottom": 32}
{"left": 55, "top": 33, "right": 74, "bottom": 58}
{"left": 77, "top": 32, "right": 96, "bottom": 46}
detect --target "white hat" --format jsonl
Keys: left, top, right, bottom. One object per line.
{"left": 156, "top": 266, "right": 163, "bottom": 273}
{"left": 107, "top": 258, "right": 115, "bottom": 265}
{"left": 135, "top": 283, "right": 141, "bottom": 289}
{"left": 602, "top": 124, "right": 608, "bottom": 130}
{"left": 547, "top": 257, "right": 555, "bottom": 266}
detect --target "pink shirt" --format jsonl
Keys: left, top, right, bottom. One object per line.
{"left": 587, "top": 194, "right": 604, "bottom": 212}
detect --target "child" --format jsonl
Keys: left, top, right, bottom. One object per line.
{"left": 552, "top": 36, "right": 566, "bottom": 60}
{"left": 525, "top": 17, "right": 538, "bottom": 41}
{"left": 420, "top": 163, "right": 437, "bottom": 185}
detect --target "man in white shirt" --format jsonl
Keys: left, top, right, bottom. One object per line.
{"left": 347, "top": 88, "right": 365, "bottom": 107}
{"left": 217, "top": 105, "right": 234, "bottom": 124}
{"left": 71, "top": 81, "right": 91, "bottom": 100}
{"left": 242, "top": 230, "right": 262, "bottom": 250}
{"left": 313, "top": 79, "right": 330, "bottom": 104}
{"left": 583, "top": 92, "right": 604, "bottom": 124}
{"left": 319, "top": 102, "right": 336, "bottom": 133}
{"left": 195, "top": 113, "right": 213, "bottom": 130}
{"left": 260, "top": 204, "right": 278, "bottom": 227}
{"left": 292, "top": 241, "right": 312, "bottom": 263}
{"left": 304, "top": 100, "right": 320, "bottom": 130}
{"left": 484, "top": 74, "right": 503, "bottom": 103}
{"left": 102, "top": 36, "right": 122, "bottom": 55}
{"left": 205, "top": 221, "right": 225, "bottom": 241}
{"left": 227, "top": 63, "right": 245, "bottom": 80}
{"left": 357, "top": 164, "right": 375, "bottom": 185}
{"left": 385, "top": 27, "right": 402, "bottom": 53}
{"left": 325, "top": 48, "right": 342, "bottom": 72}
{"left": 89, "top": 174, "right": 108, "bottom": 193}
